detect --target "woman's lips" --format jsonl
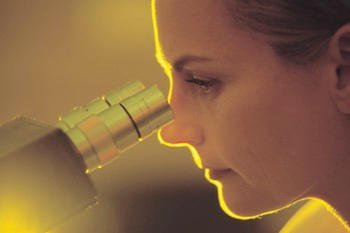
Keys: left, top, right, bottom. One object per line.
{"left": 208, "top": 169, "right": 231, "bottom": 180}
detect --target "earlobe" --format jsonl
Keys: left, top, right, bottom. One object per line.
{"left": 328, "top": 24, "right": 350, "bottom": 114}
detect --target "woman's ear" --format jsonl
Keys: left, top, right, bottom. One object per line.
{"left": 328, "top": 23, "right": 350, "bottom": 114}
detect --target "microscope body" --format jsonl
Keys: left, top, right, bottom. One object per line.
{"left": 0, "top": 117, "right": 97, "bottom": 233}
{"left": 0, "top": 81, "right": 174, "bottom": 232}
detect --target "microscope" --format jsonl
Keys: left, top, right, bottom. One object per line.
{"left": 0, "top": 81, "right": 173, "bottom": 232}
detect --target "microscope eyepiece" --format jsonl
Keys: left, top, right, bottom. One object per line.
{"left": 55, "top": 81, "right": 174, "bottom": 173}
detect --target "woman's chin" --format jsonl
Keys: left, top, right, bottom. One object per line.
{"left": 217, "top": 181, "right": 286, "bottom": 220}
{"left": 218, "top": 197, "right": 277, "bottom": 220}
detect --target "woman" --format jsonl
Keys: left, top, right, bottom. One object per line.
{"left": 151, "top": 0, "right": 350, "bottom": 231}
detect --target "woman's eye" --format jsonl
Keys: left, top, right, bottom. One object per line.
{"left": 185, "top": 76, "right": 214, "bottom": 93}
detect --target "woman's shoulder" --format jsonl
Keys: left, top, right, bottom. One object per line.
{"left": 280, "top": 199, "right": 349, "bottom": 233}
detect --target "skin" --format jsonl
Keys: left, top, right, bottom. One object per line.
{"left": 153, "top": 0, "right": 350, "bottom": 223}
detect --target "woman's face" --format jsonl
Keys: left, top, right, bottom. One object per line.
{"left": 153, "top": 0, "right": 343, "bottom": 218}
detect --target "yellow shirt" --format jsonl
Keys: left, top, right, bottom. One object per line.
{"left": 280, "top": 200, "right": 349, "bottom": 233}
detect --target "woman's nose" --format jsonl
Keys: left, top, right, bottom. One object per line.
{"left": 160, "top": 95, "right": 203, "bottom": 146}
{"left": 160, "top": 118, "right": 203, "bottom": 146}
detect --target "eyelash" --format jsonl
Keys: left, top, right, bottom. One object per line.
{"left": 185, "top": 75, "right": 215, "bottom": 93}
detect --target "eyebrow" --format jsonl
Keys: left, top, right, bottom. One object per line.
{"left": 172, "top": 55, "right": 212, "bottom": 71}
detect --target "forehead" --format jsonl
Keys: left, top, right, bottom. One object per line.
{"left": 155, "top": 0, "right": 228, "bottom": 24}
{"left": 154, "top": 0, "right": 236, "bottom": 62}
